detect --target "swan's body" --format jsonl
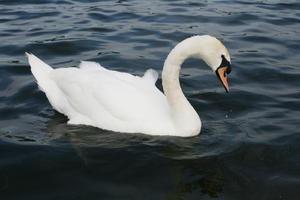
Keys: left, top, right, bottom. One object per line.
{"left": 27, "top": 35, "right": 231, "bottom": 137}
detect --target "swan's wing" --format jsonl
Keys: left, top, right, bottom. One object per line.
{"left": 79, "top": 60, "right": 158, "bottom": 85}
{"left": 50, "top": 66, "right": 170, "bottom": 126}
{"left": 143, "top": 69, "right": 158, "bottom": 84}
{"left": 79, "top": 61, "right": 107, "bottom": 72}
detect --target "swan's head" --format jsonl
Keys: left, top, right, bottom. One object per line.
{"left": 164, "top": 35, "right": 232, "bottom": 92}
{"left": 190, "top": 35, "right": 232, "bottom": 92}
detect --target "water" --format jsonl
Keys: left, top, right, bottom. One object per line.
{"left": 1, "top": 0, "right": 300, "bottom": 199}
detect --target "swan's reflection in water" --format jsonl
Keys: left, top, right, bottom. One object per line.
{"left": 45, "top": 112, "right": 225, "bottom": 199}
{"left": 160, "top": 143, "right": 225, "bottom": 199}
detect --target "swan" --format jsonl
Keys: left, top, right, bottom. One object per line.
{"left": 26, "top": 35, "right": 231, "bottom": 137}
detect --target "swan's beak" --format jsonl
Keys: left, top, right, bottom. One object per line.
{"left": 216, "top": 66, "right": 230, "bottom": 93}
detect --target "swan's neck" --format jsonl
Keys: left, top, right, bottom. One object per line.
{"left": 162, "top": 37, "right": 203, "bottom": 136}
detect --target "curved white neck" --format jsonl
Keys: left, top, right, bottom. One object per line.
{"left": 162, "top": 37, "right": 204, "bottom": 136}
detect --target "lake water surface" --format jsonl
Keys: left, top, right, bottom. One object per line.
{"left": 0, "top": 0, "right": 300, "bottom": 199}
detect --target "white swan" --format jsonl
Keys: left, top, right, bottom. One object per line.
{"left": 26, "top": 35, "right": 231, "bottom": 137}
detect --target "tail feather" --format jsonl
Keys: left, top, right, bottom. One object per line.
{"left": 26, "top": 52, "right": 67, "bottom": 114}
{"left": 26, "top": 52, "right": 53, "bottom": 92}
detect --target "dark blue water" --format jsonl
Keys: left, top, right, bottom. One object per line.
{"left": 1, "top": 0, "right": 300, "bottom": 199}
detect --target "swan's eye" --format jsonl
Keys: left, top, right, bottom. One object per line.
{"left": 220, "top": 55, "right": 231, "bottom": 74}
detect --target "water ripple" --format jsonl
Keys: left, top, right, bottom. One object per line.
{"left": 1, "top": 0, "right": 300, "bottom": 199}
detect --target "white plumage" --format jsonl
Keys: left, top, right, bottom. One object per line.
{"left": 27, "top": 35, "right": 231, "bottom": 137}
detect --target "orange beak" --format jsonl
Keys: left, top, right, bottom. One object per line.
{"left": 217, "top": 66, "right": 230, "bottom": 93}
